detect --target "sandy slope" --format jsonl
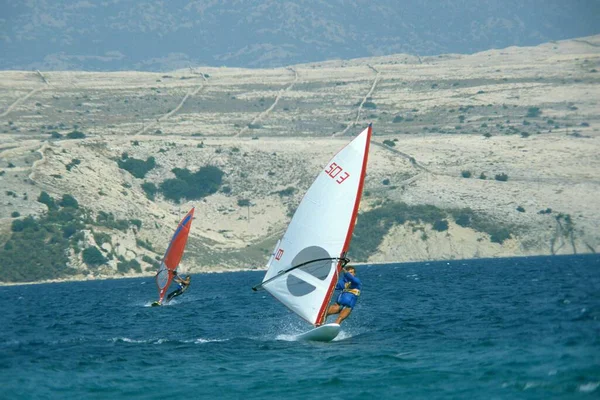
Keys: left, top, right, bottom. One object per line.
{"left": 0, "top": 35, "right": 599, "bottom": 282}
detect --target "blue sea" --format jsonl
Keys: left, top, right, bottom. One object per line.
{"left": 1, "top": 254, "right": 599, "bottom": 399}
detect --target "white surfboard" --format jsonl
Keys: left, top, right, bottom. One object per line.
{"left": 296, "top": 323, "right": 341, "bottom": 342}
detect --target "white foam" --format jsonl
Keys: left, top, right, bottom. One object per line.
{"left": 194, "top": 338, "right": 228, "bottom": 344}
{"left": 579, "top": 382, "right": 599, "bottom": 393}
{"left": 110, "top": 337, "right": 174, "bottom": 345}
{"left": 333, "top": 330, "right": 353, "bottom": 341}
{"left": 111, "top": 337, "right": 147, "bottom": 344}
{"left": 523, "top": 382, "right": 540, "bottom": 390}
{"left": 275, "top": 334, "right": 298, "bottom": 341}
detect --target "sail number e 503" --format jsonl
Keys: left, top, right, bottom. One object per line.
{"left": 325, "top": 162, "right": 350, "bottom": 184}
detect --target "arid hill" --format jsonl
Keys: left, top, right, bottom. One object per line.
{"left": 0, "top": 35, "right": 599, "bottom": 283}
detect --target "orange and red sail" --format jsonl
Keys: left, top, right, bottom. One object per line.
{"left": 155, "top": 207, "right": 194, "bottom": 303}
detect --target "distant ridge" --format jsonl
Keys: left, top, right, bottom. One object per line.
{"left": 1, "top": 0, "right": 599, "bottom": 71}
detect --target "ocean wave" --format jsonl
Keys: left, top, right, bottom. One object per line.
{"left": 579, "top": 382, "right": 599, "bottom": 393}
{"left": 194, "top": 338, "right": 229, "bottom": 344}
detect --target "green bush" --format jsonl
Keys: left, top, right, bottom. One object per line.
{"left": 118, "top": 156, "right": 156, "bottom": 179}
{"left": 363, "top": 101, "right": 377, "bottom": 109}
{"left": 136, "top": 238, "right": 154, "bottom": 251}
{"left": 66, "top": 159, "right": 81, "bottom": 171}
{"left": 142, "top": 182, "right": 158, "bottom": 200}
{"left": 495, "top": 173, "right": 509, "bottom": 182}
{"left": 526, "top": 107, "right": 541, "bottom": 118}
{"left": 159, "top": 166, "right": 224, "bottom": 203}
{"left": 383, "top": 140, "right": 395, "bottom": 147}
{"left": 93, "top": 232, "right": 112, "bottom": 247}
{"left": 454, "top": 213, "right": 471, "bottom": 227}
{"left": 117, "top": 259, "right": 142, "bottom": 274}
{"left": 392, "top": 115, "right": 404, "bottom": 123}
{"left": 461, "top": 170, "right": 472, "bottom": 178}
{"left": 38, "top": 191, "right": 57, "bottom": 210}
{"left": 59, "top": 194, "right": 79, "bottom": 208}
{"left": 95, "top": 211, "right": 131, "bottom": 231}
{"left": 490, "top": 229, "right": 511, "bottom": 244}
{"left": 237, "top": 199, "right": 250, "bottom": 207}
{"left": 11, "top": 216, "right": 38, "bottom": 232}
{"left": 142, "top": 255, "right": 159, "bottom": 268}
{"left": 66, "top": 130, "right": 86, "bottom": 139}
{"left": 432, "top": 219, "right": 449, "bottom": 231}
{"left": 1, "top": 210, "right": 78, "bottom": 281}
{"left": 11, "top": 211, "right": 20, "bottom": 218}
{"left": 276, "top": 187, "right": 295, "bottom": 197}
{"left": 82, "top": 246, "right": 107, "bottom": 266}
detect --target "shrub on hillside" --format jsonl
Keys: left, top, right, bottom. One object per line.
{"left": 276, "top": 187, "right": 296, "bottom": 197}
{"left": 159, "top": 166, "right": 224, "bottom": 203}
{"left": 82, "top": 246, "right": 107, "bottom": 266}
{"left": 59, "top": 194, "right": 79, "bottom": 208}
{"left": 526, "top": 107, "right": 542, "bottom": 118}
{"left": 38, "top": 191, "right": 57, "bottom": 210}
{"left": 117, "top": 259, "right": 141, "bottom": 274}
{"left": 142, "top": 182, "right": 158, "bottom": 200}
{"left": 66, "top": 130, "right": 86, "bottom": 139}
{"left": 432, "top": 219, "right": 449, "bottom": 231}
{"left": 118, "top": 155, "right": 156, "bottom": 179}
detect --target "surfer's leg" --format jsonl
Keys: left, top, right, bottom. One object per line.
{"left": 335, "top": 307, "right": 352, "bottom": 324}
{"left": 319, "top": 304, "right": 341, "bottom": 325}
{"left": 327, "top": 304, "right": 341, "bottom": 316}
{"left": 334, "top": 293, "right": 357, "bottom": 324}
{"left": 166, "top": 289, "right": 182, "bottom": 301}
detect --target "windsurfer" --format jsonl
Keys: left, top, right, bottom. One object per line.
{"left": 166, "top": 273, "right": 191, "bottom": 302}
{"left": 325, "top": 266, "right": 361, "bottom": 325}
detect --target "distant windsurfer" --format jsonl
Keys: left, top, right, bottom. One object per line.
{"left": 325, "top": 265, "right": 361, "bottom": 325}
{"left": 165, "top": 273, "right": 191, "bottom": 302}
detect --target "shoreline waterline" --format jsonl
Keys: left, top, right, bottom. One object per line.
{"left": 1, "top": 253, "right": 595, "bottom": 287}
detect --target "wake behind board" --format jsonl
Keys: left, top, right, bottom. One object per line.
{"left": 296, "top": 323, "right": 341, "bottom": 342}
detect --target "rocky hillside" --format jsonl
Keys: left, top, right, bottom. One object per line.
{"left": 0, "top": 35, "right": 599, "bottom": 282}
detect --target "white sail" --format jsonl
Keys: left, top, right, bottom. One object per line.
{"left": 259, "top": 125, "right": 372, "bottom": 325}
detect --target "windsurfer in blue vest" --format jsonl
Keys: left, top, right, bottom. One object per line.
{"left": 325, "top": 265, "right": 361, "bottom": 325}
{"left": 166, "top": 273, "right": 191, "bottom": 302}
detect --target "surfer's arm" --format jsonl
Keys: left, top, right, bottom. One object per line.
{"left": 344, "top": 272, "right": 361, "bottom": 287}
{"left": 334, "top": 274, "right": 347, "bottom": 290}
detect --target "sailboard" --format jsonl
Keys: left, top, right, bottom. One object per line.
{"left": 253, "top": 125, "right": 372, "bottom": 341}
{"left": 152, "top": 207, "right": 195, "bottom": 306}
